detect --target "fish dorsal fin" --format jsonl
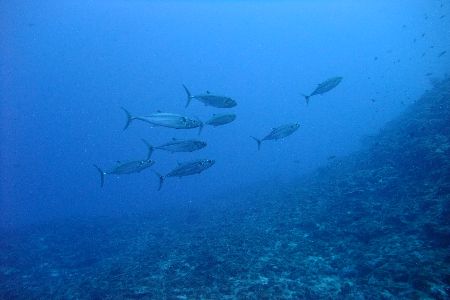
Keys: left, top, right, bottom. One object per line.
{"left": 206, "top": 90, "right": 210, "bottom": 94}
{"left": 177, "top": 161, "right": 182, "bottom": 166}
{"left": 172, "top": 137, "right": 178, "bottom": 141}
{"left": 116, "top": 161, "right": 121, "bottom": 164}
{"left": 213, "top": 114, "right": 216, "bottom": 116}
{"left": 157, "top": 110, "right": 162, "bottom": 113}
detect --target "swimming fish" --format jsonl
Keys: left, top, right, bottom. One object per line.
{"left": 302, "top": 76, "right": 343, "bottom": 104}
{"left": 154, "top": 159, "right": 215, "bottom": 190}
{"left": 182, "top": 85, "right": 237, "bottom": 108}
{"left": 142, "top": 138, "right": 206, "bottom": 156}
{"left": 438, "top": 50, "right": 447, "bottom": 57}
{"left": 251, "top": 123, "right": 300, "bottom": 150}
{"left": 121, "top": 107, "right": 203, "bottom": 134}
{"left": 205, "top": 113, "right": 236, "bottom": 127}
{"left": 93, "top": 141, "right": 154, "bottom": 187}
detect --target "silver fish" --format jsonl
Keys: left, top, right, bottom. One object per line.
{"left": 183, "top": 85, "right": 237, "bottom": 108}
{"left": 251, "top": 123, "right": 300, "bottom": 150}
{"left": 155, "top": 159, "right": 215, "bottom": 190}
{"left": 93, "top": 141, "right": 154, "bottom": 187}
{"left": 205, "top": 113, "right": 236, "bottom": 127}
{"left": 121, "top": 107, "right": 203, "bottom": 134}
{"left": 142, "top": 138, "right": 206, "bottom": 156}
{"left": 303, "top": 76, "right": 343, "bottom": 104}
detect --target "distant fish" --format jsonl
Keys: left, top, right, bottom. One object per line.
{"left": 413, "top": 38, "right": 417, "bottom": 43}
{"left": 154, "top": 159, "right": 215, "bottom": 190}
{"left": 327, "top": 155, "right": 336, "bottom": 160}
{"left": 142, "top": 138, "right": 206, "bottom": 156}
{"left": 425, "top": 72, "right": 433, "bottom": 76}
{"left": 182, "top": 85, "right": 237, "bottom": 108}
{"left": 371, "top": 98, "right": 376, "bottom": 103}
{"left": 121, "top": 107, "right": 203, "bottom": 134}
{"left": 421, "top": 33, "right": 426, "bottom": 37}
{"left": 251, "top": 123, "right": 300, "bottom": 150}
{"left": 93, "top": 141, "right": 154, "bottom": 187}
{"left": 440, "top": 15, "right": 446, "bottom": 19}
{"left": 374, "top": 56, "right": 378, "bottom": 61}
{"left": 205, "top": 113, "right": 236, "bottom": 127}
{"left": 302, "top": 76, "right": 343, "bottom": 104}
{"left": 438, "top": 50, "right": 447, "bottom": 57}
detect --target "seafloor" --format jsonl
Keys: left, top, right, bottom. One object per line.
{"left": 1, "top": 79, "right": 450, "bottom": 299}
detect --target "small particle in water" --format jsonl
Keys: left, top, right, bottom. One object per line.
{"left": 374, "top": 56, "right": 378, "bottom": 61}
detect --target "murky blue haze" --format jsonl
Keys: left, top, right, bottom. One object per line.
{"left": 1, "top": 1, "right": 449, "bottom": 298}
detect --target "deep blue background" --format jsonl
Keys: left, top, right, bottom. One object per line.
{"left": 1, "top": 1, "right": 449, "bottom": 227}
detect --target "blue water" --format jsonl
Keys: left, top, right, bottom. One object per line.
{"left": 1, "top": 1, "right": 450, "bottom": 298}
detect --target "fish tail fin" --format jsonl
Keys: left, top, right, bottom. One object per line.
{"left": 121, "top": 107, "right": 134, "bottom": 130}
{"left": 93, "top": 164, "right": 105, "bottom": 187}
{"left": 198, "top": 119, "right": 204, "bottom": 135}
{"left": 153, "top": 171, "right": 164, "bottom": 191}
{"left": 182, "top": 84, "right": 192, "bottom": 108}
{"left": 250, "top": 136, "right": 262, "bottom": 151}
{"left": 302, "top": 94, "right": 310, "bottom": 105}
{"left": 141, "top": 139, "right": 154, "bottom": 159}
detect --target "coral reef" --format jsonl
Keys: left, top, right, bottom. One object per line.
{"left": 1, "top": 78, "right": 449, "bottom": 298}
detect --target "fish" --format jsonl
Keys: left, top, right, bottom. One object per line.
{"left": 302, "top": 76, "right": 343, "bottom": 104}
{"left": 182, "top": 85, "right": 237, "bottom": 108}
{"left": 121, "top": 107, "right": 203, "bottom": 134}
{"left": 251, "top": 123, "right": 300, "bottom": 150}
{"left": 142, "top": 138, "right": 206, "bottom": 156}
{"left": 154, "top": 159, "right": 215, "bottom": 190}
{"left": 438, "top": 50, "right": 447, "bottom": 57}
{"left": 205, "top": 113, "right": 236, "bottom": 127}
{"left": 93, "top": 141, "right": 154, "bottom": 187}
